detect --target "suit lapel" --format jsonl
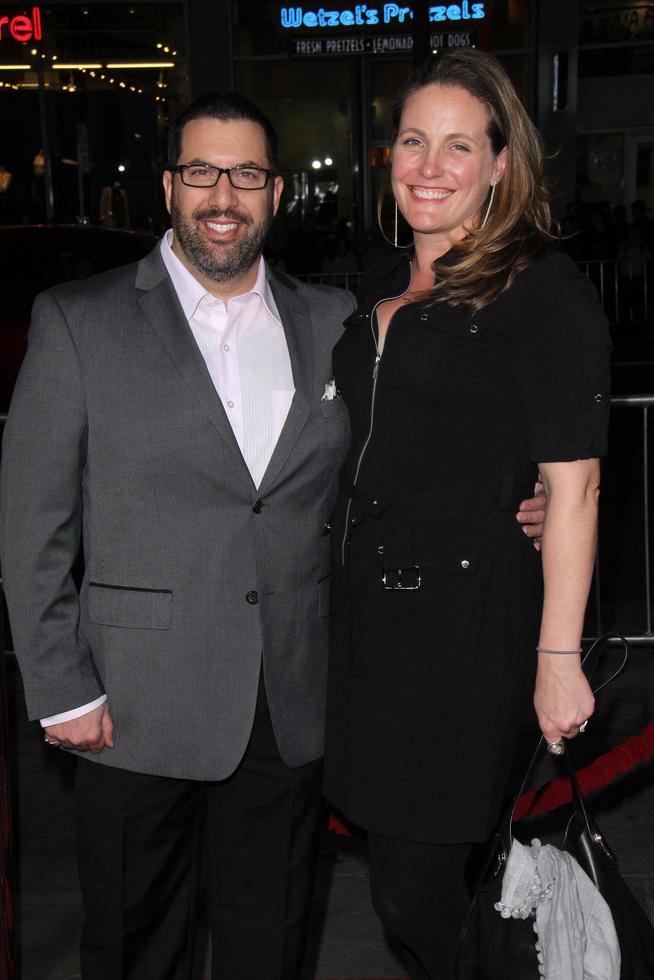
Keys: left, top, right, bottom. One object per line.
{"left": 135, "top": 248, "right": 253, "bottom": 483}
{"left": 257, "top": 270, "right": 314, "bottom": 496}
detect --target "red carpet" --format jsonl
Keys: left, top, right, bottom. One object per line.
{"left": 328, "top": 720, "right": 654, "bottom": 834}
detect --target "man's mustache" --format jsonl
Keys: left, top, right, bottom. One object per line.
{"left": 194, "top": 207, "right": 252, "bottom": 226}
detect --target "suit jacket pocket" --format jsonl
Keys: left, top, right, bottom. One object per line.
{"left": 88, "top": 583, "right": 172, "bottom": 630}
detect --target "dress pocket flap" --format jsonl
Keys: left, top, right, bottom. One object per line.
{"left": 422, "top": 312, "right": 489, "bottom": 341}
{"left": 420, "top": 531, "right": 481, "bottom": 575}
{"left": 88, "top": 583, "right": 172, "bottom": 630}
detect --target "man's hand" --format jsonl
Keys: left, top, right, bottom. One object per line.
{"left": 44, "top": 702, "right": 114, "bottom": 754}
{"left": 516, "top": 480, "right": 547, "bottom": 550}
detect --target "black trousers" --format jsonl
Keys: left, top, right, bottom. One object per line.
{"left": 74, "top": 680, "right": 324, "bottom": 980}
{"left": 368, "top": 833, "right": 480, "bottom": 980}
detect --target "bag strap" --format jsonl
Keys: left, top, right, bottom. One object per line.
{"left": 502, "top": 632, "right": 629, "bottom": 846}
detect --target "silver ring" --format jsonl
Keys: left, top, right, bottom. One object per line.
{"left": 547, "top": 739, "right": 564, "bottom": 756}
{"left": 44, "top": 734, "right": 61, "bottom": 747}
{"left": 579, "top": 720, "right": 589, "bottom": 734}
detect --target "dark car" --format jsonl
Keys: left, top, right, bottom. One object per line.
{"left": 0, "top": 224, "right": 156, "bottom": 413}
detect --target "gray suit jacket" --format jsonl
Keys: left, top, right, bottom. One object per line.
{"left": 1, "top": 246, "right": 355, "bottom": 779}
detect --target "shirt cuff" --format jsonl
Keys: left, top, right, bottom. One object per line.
{"left": 40, "top": 695, "right": 108, "bottom": 728}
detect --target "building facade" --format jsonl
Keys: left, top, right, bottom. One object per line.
{"left": 0, "top": 1, "right": 652, "bottom": 265}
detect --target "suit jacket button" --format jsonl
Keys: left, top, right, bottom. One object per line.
{"left": 252, "top": 500, "right": 263, "bottom": 513}
{"left": 246, "top": 591, "right": 259, "bottom": 604}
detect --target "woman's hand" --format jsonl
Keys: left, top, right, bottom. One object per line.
{"left": 534, "top": 655, "right": 595, "bottom": 743}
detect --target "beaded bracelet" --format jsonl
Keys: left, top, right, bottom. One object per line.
{"left": 536, "top": 646, "right": 582, "bottom": 655}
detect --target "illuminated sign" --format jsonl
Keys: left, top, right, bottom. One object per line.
{"left": 290, "top": 29, "right": 477, "bottom": 53}
{"left": 0, "top": 6, "right": 41, "bottom": 42}
{"left": 281, "top": 3, "right": 486, "bottom": 29}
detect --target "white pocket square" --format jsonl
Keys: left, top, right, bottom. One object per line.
{"left": 321, "top": 379, "right": 339, "bottom": 401}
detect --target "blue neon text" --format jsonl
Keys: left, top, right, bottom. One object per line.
{"left": 280, "top": 3, "right": 486, "bottom": 29}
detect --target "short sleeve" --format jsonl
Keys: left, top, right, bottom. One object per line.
{"left": 504, "top": 251, "right": 612, "bottom": 463}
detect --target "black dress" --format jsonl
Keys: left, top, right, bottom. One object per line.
{"left": 323, "top": 249, "right": 612, "bottom": 844}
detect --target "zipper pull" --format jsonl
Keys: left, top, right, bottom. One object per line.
{"left": 372, "top": 353, "right": 380, "bottom": 380}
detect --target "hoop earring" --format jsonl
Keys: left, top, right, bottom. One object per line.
{"left": 376, "top": 196, "right": 413, "bottom": 249}
{"left": 480, "top": 183, "right": 496, "bottom": 230}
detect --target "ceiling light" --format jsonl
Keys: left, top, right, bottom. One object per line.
{"left": 324, "top": 156, "right": 333, "bottom": 166}
{"left": 312, "top": 160, "right": 321, "bottom": 169}
{"left": 53, "top": 63, "right": 102, "bottom": 70}
{"left": 105, "top": 62, "right": 174, "bottom": 69}
{"left": 0, "top": 64, "right": 30, "bottom": 70}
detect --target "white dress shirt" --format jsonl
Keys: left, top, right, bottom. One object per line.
{"left": 41, "top": 232, "right": 294, "bottom": 727}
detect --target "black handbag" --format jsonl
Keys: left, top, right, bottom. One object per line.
{"left": 455, "top": 634, "right": 654, "bottom": 980}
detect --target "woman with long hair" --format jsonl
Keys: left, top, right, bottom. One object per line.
{"left": 324, "top": 49, "right": 611, "bottom": 980}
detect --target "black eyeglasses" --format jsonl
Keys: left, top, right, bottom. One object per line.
{"left": 171, "top": 163, "right": 275, "bottom": 190}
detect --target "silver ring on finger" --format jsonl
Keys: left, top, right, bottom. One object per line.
{"left": 547, "top": 739, "right": 565, "bottom": 756}
{"left": 43, "top": 734, "right": 61, "bottom": 747}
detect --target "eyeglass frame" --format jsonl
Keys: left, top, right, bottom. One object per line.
{"left": 169, "top": 162, "right": 277, "bottom": 190}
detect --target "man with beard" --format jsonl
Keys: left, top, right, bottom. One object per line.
{"left": 1, "top": 92, "right": 356, "bottom": 980}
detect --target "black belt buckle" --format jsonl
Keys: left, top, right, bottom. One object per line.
{"left": 382, "top": 565, "right": 421, "bottom": 590}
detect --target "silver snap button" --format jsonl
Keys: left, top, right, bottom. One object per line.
{"left": 469, "top": 323, "right": 479, "bottom": 335}
{"left": 461, "top": 559, "right": 470, "bottom": 569}
{"left": 420, "top": 313, "right": 429, "bottom": 321}
{"left": 594, "top": 393, "right": 603, "bottom": 403}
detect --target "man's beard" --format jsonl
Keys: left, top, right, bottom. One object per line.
{"left": 171, "top": 191, "right": 274, "bottom": 284}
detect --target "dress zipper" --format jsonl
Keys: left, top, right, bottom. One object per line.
{"left": 340, "top": 273, "right": 410, "bottom": 565}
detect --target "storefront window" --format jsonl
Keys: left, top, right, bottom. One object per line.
{"left": 0, "top": 2, "right": 186, "bottom": 228}
{"left": 579, "top": 1, "right": 654, "bottom": 76}
{"left": 577, "top": 132, "right": 625, "bottom": 205}
{"left": 579, "top": 1, "right": 654, "bottom": 44}
{"left": 235, "top": 58, "right": 356, "bottom": 273}
{"left": 233, "top": 0, "right": 534, "bottom": 262}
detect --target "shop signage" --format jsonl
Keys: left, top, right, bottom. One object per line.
{"left": 281, "top": 3, "right": 486, "bottom": 29}
{"left": 580, "top": 3, "right": 654, "bottom": 43}
{"left": 289, "top": 29, "right": 476, "bottom": 53}
{"left": 0, "top": 6, "right": 41, "bottom": 42}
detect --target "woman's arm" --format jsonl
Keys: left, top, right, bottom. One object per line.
{"left": 533, "top": 458, "right": 600, "bottom": 743}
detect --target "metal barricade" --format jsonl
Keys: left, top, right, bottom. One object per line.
{"left": 299, "top": 270, "right": 363, "bottom": 293}
{"left": 301, "top": 259, "right": 652, "bottom": 326}
{"left": 587, "top": 394, "right": 653, "bottom": 646}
